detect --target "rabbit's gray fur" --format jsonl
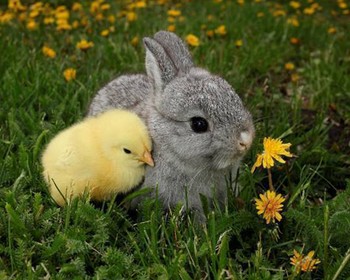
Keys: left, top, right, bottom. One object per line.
{"left": 88, "top": 31, "right": 255, "bottom": 217}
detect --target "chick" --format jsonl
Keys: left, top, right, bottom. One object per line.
{"left": 41, "top": 109, "right": 154, "bottom": 206}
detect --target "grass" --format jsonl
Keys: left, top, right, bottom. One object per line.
{"left": 1, "top": 0, "right": 350, "bottom": 279}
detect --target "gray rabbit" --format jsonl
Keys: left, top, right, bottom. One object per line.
{"left": 88, "top": 31, "right": 255, "bottom": 217}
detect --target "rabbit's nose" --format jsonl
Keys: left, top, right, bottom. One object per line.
{"left": 238, "top": 131, "right": 253, "bottom": 151}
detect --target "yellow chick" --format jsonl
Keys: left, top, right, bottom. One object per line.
{"left": 41, "top": 109, "right": 154, "bottom": 206}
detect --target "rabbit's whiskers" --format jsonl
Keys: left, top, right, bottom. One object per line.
{"left": 188, "top": 162, "right": 212, "bottom": 190}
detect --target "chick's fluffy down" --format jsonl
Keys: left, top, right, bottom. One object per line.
{"left": 41, "top": 109, "right": 153, "bottom": 206}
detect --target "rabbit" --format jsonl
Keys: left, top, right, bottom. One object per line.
{"left": 88, "top": 31, "right": 255, "bottom": 218}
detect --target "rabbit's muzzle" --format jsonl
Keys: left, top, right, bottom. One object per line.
{"left": 237, "top": 130, "right": 254, "bottom": 152}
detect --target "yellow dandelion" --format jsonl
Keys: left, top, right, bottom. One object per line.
{"left": 26, "top": 19, "right": 37, "bottom": 30}
{"left": 289, "top": 1, "right": 301, "bottom": 9}
{"left": 328, "top": 27, "right": 337, "bottom": 34}
{"left": 8, "top": 0, "right": 27, "bottom": 12}
{"left": 185, "top": 34, "right": 200, "bottom": 47}
{"left": 167, "top": 9, "right": 181, "bottom": 17}
{"left": 107, "top": 15, "right": 116, "bottom": 23}
{"left": 167, "top": 24, "right": 176, "bottom": 32}
{"left": 90, "top": 1, "right": 100, "bottom": 14}
{"left": 63, "top": 68, "right": 76, "bottom": 82}
{"left": 287, "top": 17, "right": 299, "bottom": 27}
{"left": 71, "top": 3, "right": 82, "bottom": 12}
{"left": 290, "top": 37, "right": 300, "bottom": 45}
{"left": 273, "top": 9, "right": 286, "bottom": 17}
{"left": 95, "top": 13, "right": 104, "bottom": 21}
{"left": 251, "top": 137, "right": 293, "bottom": 173}
{"left": 214, "top": 25, "right": 227, "bottom": 36}
{"left": 130, "top": 36, "right": 139, "bottom": 47}
{"left": 55, "top": 9, "right": 69, "bottom": 20}
{"left": 235, "top": 39, "right": 243, "bottom": 47}
{"left": 339, "top": 2, "right": 347, "bottom": 9}
{"left": 303, "top": 7, "right": 315, "bottom": 15}
{"left": 167, "top": 16, "right": 175, "bottom": 23}
{"left": 101, "top": 4, "right": 111, "bottom": 10}
{"left": 134, "top": 1, "right": 147, "bottom": 8}
{"left": 56, "top": 19, "right": 71, "bottom": 31}
{"left": 237, "top": 0, "right": 244, "bottom": 5}
{"left": 0, "top": 12, "right": 15, "bottom": 23}
{"left": 290, "top": 250, "right": 321, "bottom": 273}
{"left": 255, "top": 190, "right": 285, "bottom": 224}
{"left": 42, "top": 46, "right": 56, "bottom": 58}
{"left": 76, "top": 39, "right": 94, "bottom": 51}
{"left": 206, "top": 30, "right": 214, "bottom": 38}
{"left": 285, "top": 62, "right": 295, "bottom": 71}
{"left": 43, "top": 17, "right": 55, "bottom": 25}
{"left": 72, "top": 20, "right": 79, "bottom": 29}
{"left": 29, "top": 9, "right": 40, "bottom": 18}
{"left": 126, "top": 11, "right": 137, "bottom": 22}
{"left": 100, "top": 29, "right": 110, "bottom": 37}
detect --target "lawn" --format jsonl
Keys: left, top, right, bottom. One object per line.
{"left": 0, "top": 0, "right": 350, "bottom": 279}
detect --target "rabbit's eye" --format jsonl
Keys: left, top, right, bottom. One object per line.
{"left": 190, "top": 117, "right": 208, "bottom": 133}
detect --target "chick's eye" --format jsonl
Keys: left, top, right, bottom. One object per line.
{"left": 190, "top": 117, "right": 209, "bottom": 133}
{"left": 123, "top": 148, "right": 131, "bottom": 154}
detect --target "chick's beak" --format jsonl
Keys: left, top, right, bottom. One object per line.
{"left": 139, "top": 150, "right": 154, "bottom": 167}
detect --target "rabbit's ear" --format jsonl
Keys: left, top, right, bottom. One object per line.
{"left": 153, "top": 31, "right": 194, "bottom": 74}
{"left": 143, "top": 37, "right": 177, "bottom": 92}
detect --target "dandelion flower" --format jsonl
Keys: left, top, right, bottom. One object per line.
{"left": 167, "top": 9, "right": 181, "bottom": 17}
{"left": 289, "top": 1, "right": 301, "bottom": 9}
{"left": 339, "top": 2, "right": 347, "bottom": 9}
{"left": 273, "top": 9, "right": 286, "bottom": 17}
{"left": 290, "top": 250, "right": 321, "bottom": 273}
{"left": 71, "top": 3, "right": 82, "bottom": 12}
{"left": 100, "top": 29, "right": 110, "bottom": 37}
{"left": 26, "top": 19, "right": 37, "bottom": 30}
{"left": 126, "top": 12, "right": 137, "bottom": 22}
{"left": 290, "top": 37, "right": 300, "bottom": 45}
{"left": 251, "top": 137, "right": 293, "bottom": 173}
{"left": 185, "top": 34, "right": 200, "bottom": 47}
{"left": 130, "top": 36, "right": 139, "bottom": 47}
{"left": 76, "top": 39, "right": 94, "bottom": 51}
{"left": 206, "top": 30, "right": 214, "bottom": 38}
{"left": 255, "top": 190, "right": 285, "bottom": 224}
{"left": 56, "top": 19, "right": 71, "bottom": 31}
{"left": 42, "top": 46, "right": 56, "bottom": 58}
{"left": 303, "top": 7, "right": 315, "bottom": 15}
{"left": 214, "top": 25, "right": 227, "bottom": 36}
{"left": 44, "top": 17, "right": 55, "bottom": 25}
{"left": 287, "top": 17, "right": 299, "bottom": 27}
{"left": 167, "top": 24, "right": 176, "bottom": 32}
{"left": 63, "top": 68, "right": 76, "bottom": 82}
{"left": 8, "top": 0, "right": 27, "bottom": 12}
{"left": 327, "top": 27, "right": 337, "bottom": 34}
{"left": 285, "top": 62, "right": 295, "bottom": 71}
{"left": 235, "top": 39, "right": 243, "bottom": 47}
{"left": 135, "top": 1, "right": 147, "bottom": 8}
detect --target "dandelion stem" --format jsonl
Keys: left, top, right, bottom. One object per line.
{"left": 267, "top": 168, "right": 274, "bottom": 191}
